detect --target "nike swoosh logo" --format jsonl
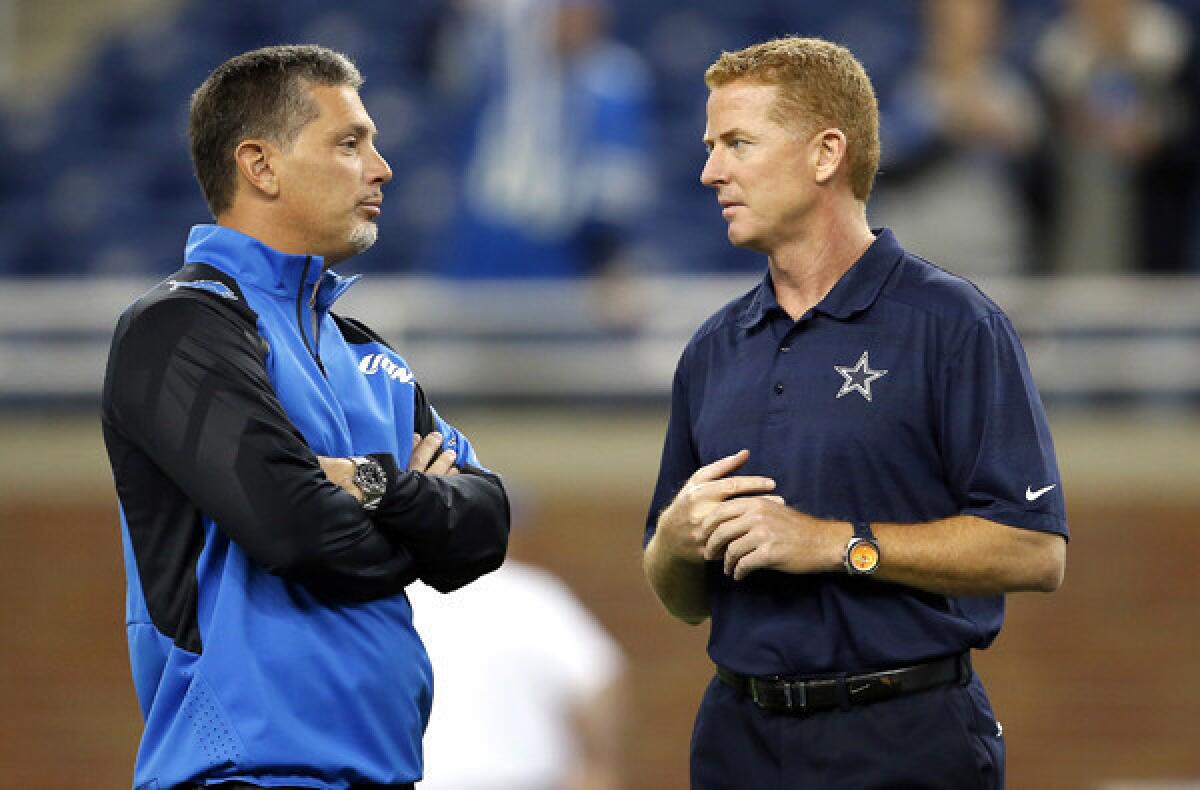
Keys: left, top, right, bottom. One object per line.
{"left": 1026, "top": 484, "right": 1056, "bottom": 501}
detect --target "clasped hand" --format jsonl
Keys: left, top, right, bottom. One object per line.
{"left": 657, "top": 449, "right": 829, "bottom": 580}
{"left": 407, "top": 431, "right": 459, "bottom": 476}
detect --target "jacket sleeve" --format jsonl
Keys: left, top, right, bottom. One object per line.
{"left": 328, "top": 313, "right": 511, "bottom": 593}
{"left": 367, "top": 403, "right": 511, "bottom": 594}
{"left": 105, "top": 295, "right": 419, "bottom": 601}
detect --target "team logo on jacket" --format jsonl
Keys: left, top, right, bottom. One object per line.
{"left": 359, "top": 353, "right": 415, "bottom": 383}
{"left": 834, "top": 350, "right": 888, "bottom": 402}
{"left": 168, "top": 279, "right": 237, "bottom": 300}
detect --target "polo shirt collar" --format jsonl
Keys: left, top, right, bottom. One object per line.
{"left": 736, "top": 228, "right": 904, "bottom": 329}
{"left": 736, "top": 271, "right": 784, "bottom": 330}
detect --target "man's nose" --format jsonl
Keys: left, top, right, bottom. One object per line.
{"left": 369, "top": 147, "right": 393, "bottom": 185}
{"left": 700, "top": 150, "right": 724, "bottom": 187}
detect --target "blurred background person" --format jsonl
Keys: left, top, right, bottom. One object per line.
{"left": 408, "top": 543, "right": 628, "bottom": 790}
{"left": 429, "top": 0, "right": 655, "bottom": 280}
{"left": 1033, "top": 0, "right": 1200, "bottom": 273}
{"left": 871, "top": 0, "right": 1045, "bottom": 277}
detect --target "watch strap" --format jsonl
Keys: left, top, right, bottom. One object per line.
{"left": 852, "top": 520, "right": 875, "bottom": 541}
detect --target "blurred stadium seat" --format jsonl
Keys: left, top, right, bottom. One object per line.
{"left": 0, "top": 0, "right": 1196, "bottom": 403}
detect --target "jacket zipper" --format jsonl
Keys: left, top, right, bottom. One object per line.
{"left": 296, "top": 256, "right": 327, "bottom": 376}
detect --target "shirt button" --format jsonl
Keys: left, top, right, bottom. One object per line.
{"left": 774, "top": 382, "right": 784, "bottom": 395}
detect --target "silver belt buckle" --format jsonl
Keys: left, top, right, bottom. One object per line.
{"left": 783, "top": 679, "right": 806, "bottom": 711}
{"left": 749, "top": 676, "right": 808, "bottom": 712}
{"left": 749, "top": 677, "right": 765, "bottom": 707}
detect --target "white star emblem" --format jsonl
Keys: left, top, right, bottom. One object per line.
{"left": 834, "top": 350, "right": 888, "bottom": 402}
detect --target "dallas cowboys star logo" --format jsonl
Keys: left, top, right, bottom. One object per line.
{"left": 834, "top": 350, "right": 888, "bottom": 402}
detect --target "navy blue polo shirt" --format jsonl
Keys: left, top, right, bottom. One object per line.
{"left": 645, "top": 229, "right": 1068, "bottom": 677}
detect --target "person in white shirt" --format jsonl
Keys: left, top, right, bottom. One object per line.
{"left": 410, "top": 559, "right": 628, "bottom": 790}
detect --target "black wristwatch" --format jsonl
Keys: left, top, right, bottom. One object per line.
{"left": 350, "top": 455, "right": 388, "bottom": 511}
{"left": 843, "top": 520, "right": 881, "bottom": 576}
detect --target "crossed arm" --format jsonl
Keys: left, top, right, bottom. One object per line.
{"left": 313, "top": 426, "right": 510, "bottom": 594}
{"left": 319, "top": 431, "right": 460, "bottom": 500}
{"left": 105, "top": 296, "right": 508, "bottom": 602}
{"left": 643, "top": 450, "right": 1067, "bottom": 625}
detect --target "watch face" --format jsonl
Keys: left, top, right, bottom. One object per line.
{"left": 354, "top": 457, "right": 388, "bottom": 511}
{"left": 353, "top": 457, "right": 387, "bottom": 496}
{"left": 847, "top": 539, "right": 880, "bottom": 574}
{"left": 358, "top": 463, "right": 386, "bottom": 491}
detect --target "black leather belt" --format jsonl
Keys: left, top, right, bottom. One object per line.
{"left": 716, "top": 653, "right": 970, "bottom": 715}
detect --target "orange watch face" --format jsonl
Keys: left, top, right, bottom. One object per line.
{"left": 848, "top": 540, "right": 880, "bottom": 573}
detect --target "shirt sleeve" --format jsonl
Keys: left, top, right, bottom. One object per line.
{"left": 938, "top": 311, "right": 1069, "bottom": 537}
{"left": 106, "top": 295, "right": 421, "bottom": 601}
{"left": 644, "top": 356, "right": 701, "bottom": 547}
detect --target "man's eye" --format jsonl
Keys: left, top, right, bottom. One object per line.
{"left": 340, "top": 138, "right": 359, "bottom": 150}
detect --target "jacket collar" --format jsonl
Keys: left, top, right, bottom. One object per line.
{"left": 737, "top": 228, "right": 904, "bottom": 329}
{"left": 184, "top": 224, "right": 361, "bottom": 310}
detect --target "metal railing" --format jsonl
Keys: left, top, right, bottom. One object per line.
{"left": 1, "top": 274, "right": 1197, "bottom": 404}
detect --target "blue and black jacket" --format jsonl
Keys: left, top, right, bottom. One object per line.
{"left": 101, "top": 225, "right": 509, "bottom": 789}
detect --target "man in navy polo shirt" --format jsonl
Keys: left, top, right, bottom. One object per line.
{"left": 643, "top": 37, "right": 1068, "bottom": 789}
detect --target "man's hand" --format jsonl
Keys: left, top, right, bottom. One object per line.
{"left": 655, "top": 449, "right": 778, "bottom": 564}
{"left": 408, "top": 432, "right": 460, "bottom": 475}
{"left": 704, "top": 498, "right": 847, "bottom": 581}
{"left": 643, "top": 449, "right": 777, "bottom": 623}
{"left": 317, "top": 456, "right": 363, "bottom": 502}
{"left": 316, "top": 433, "right": 459, "bottom": 504}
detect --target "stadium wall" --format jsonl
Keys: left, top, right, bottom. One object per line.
{"left": 1, "top": 409, "right": 1198, "bottom": 788}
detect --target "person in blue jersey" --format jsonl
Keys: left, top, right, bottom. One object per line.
{"left": 431, "top": 0, "right": 654, "bottom": 279}
{"left": 101, "top": 45, "right": 510, "bottom": 790}
{"left": 642, "top": 37, "right": 1068, "bottom": 789}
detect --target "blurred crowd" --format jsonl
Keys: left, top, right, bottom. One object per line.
{"left": 1, "top": 0, "right": 1199, "bottom": 279}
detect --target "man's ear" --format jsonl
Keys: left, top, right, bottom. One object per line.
{"left": 811, "top": 128, "right": 847, "bottom": 187}
{"left": 234, "top": 139, "right": 280, "bottom": 198}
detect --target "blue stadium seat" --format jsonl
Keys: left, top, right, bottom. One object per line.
{"left": 5, "top": 0, "right": 1198, "bottom": 275}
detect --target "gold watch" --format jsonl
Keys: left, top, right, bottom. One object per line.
{"left": 843, "top": 521, "right": 880, "bottom": 576}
